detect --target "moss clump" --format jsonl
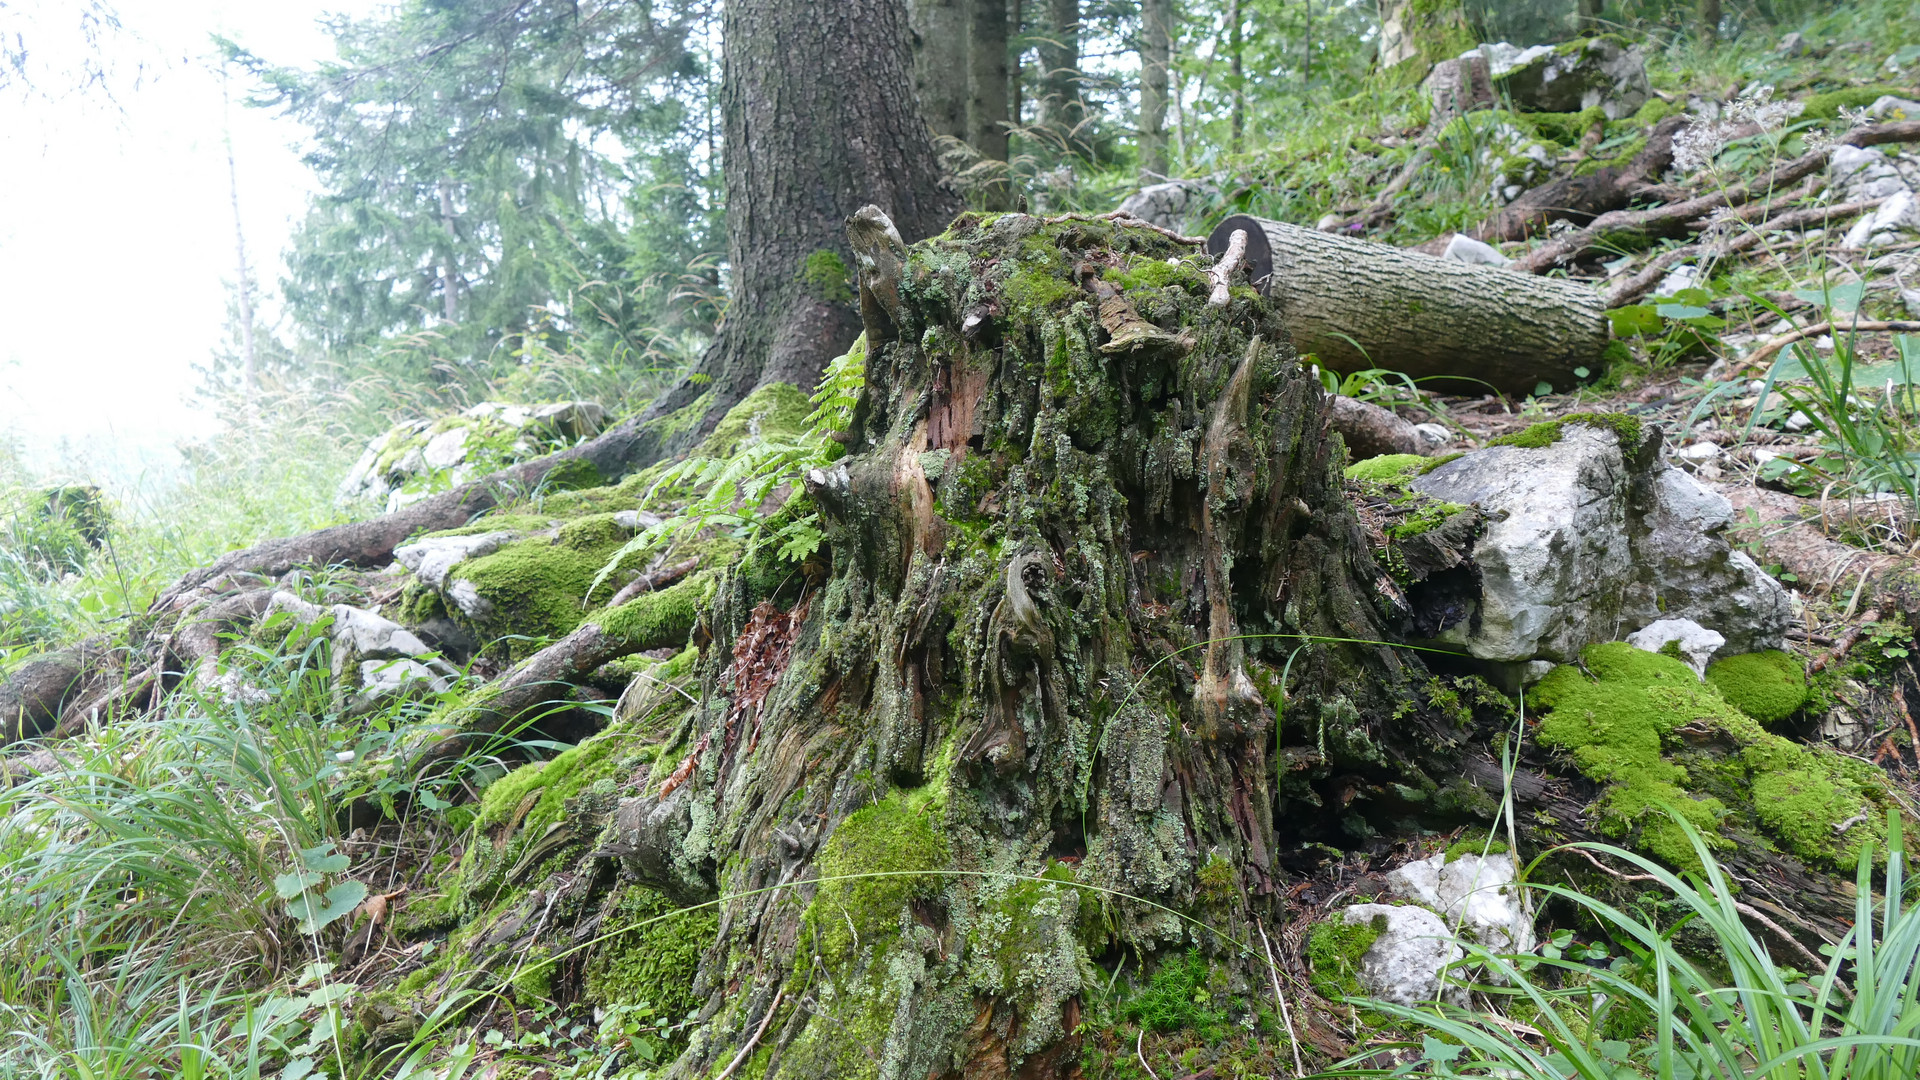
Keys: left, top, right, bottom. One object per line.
{"left": 1389, "top": 501, "right": 1471, "bottom": 540}
{"left": 1123, "top": 952, "right": 1220, "bottom": 1034}
{"left": 694, "top": 382, "right": 814, "bottom": 459}
{"left": 1632, "top": 97, "right": 1675, "bottom": 126}
{"left": 1443, "top": 831, "right": 1510, "bottom": 861}
{"left": 450, "top": 515, "right": 644, "bottom": 658}
{"left": 800, "top": 249, "right": 854, "bottom": 303}
{"left": 1345, "top": 454, "right": 1429, "bottom": 484}
{"left": 1523, "top": 106, "right": 1606, "bottom": 146}
{"left": 1104, "top": 255, "right": 1205, "bottom": 293}
{"left": 476, "top": 724, "right": 636, "bottom": 834}
{"left": 1533, "top": 642, "right": 1888, "bottom": 869}
{"left": 589, "top": 572, "right": 712, "bottom": 652}
{"left": 1000, "top": 263, "right": 1079, "bottom": 315}
{"left": 584, "top": 884, "right": 717, "bottom": 1021}
{"left": 805, "top": 792, "right": 948, "bottom": 962}
{"left": 1802, "top": 85, "right": 1912, "bottom": 121}
{"left": 508, "top": 946, "right": 554, "bottom": 1003}
{"left": 1307, "top": 918, "right": 1381, "bottom": 999}
{"left": 1486, "top": 412, "right": 1642, "bottom": 451}
{"left": 1706, "top": 650, "right": 1809, "bottom": 726}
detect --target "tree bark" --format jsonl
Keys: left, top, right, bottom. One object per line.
{"left": 968, "top": 0, "right": 1013, "bottom": 206}
{"left": 1210, "top": 214, "right": 1610, "bottom": 396}
{"left": 629, "top": 0, "right": 962, "bottom": 460}
{"left": 910, "top": 0, "right": 969, "bottom": 142}
{"left": 1037, "top": 0, "right": 1082, "bottom": 147}
{"left": 1138, "top": 0, "right": 1172, "bottom": 180}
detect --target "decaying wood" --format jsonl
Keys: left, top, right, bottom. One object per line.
{"left": 1, "top": 647, "right": 89, "bottom": 743}
{"left": 1715, "top": 482, "right": 1920, "bottom": 610}
{"left": 606, "top": 557, "right": 702, "bottom": 609}
{"left": 846, "top": 203, "right": 909, "bottom": 343}
{"left": 1604, "top": 195, "right": 1887, "bottom": 307}
{"left": 1210, "top": 213, "right": 1610, "bottom": 395}
{"left": 1208, "top": 226, "right": 1247, "bottom": 306}
{"left": 1513, "top": 119, "right": 1920, "bottom": 274}
{"left": 1473, "top": 115, "right": 1686, "bottom": 244}
{"left": 1740, "top": 319, "right": 1920, "bottom": 372}
{"left": 1327, "top": 395, "right": 1422, "bottom": 458}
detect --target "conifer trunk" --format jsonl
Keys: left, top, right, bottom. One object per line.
{"left": 630, "top": 0, "right": 962, "bottom": 461}
{"left": 1139, "top": 0, "right": 1172, "bottom": 179}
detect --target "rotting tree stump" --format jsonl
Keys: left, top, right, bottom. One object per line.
{"left": 589, "top": 212, "right": 1501, "bottom": 1078}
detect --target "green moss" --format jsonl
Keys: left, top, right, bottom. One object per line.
{"left": 1307, "top": 918, "right": 1382, "bottom": 999}
{"left": 1533, "top": 642, "right": 1887, "bottom": 869}
{"left": 1443, "top": 831, "right": 1510, "bottom": 860}
{"left": 452, "top": 515, "right": 643, "bottom": 657}
{"left": 1803, "top": 85, "right": 1912, "bottom": 121}
{"left": 1633, "top": 97, "right": 1676, "bottom": 126}
{"left": 584, "top": 884, "right": 717, "bottom": 1021}
{"left": 1706, "top": 650, "right": 1809, "bottom": 726}
{"left": 538, "top": 457, "right": 602, "bottom": 493}
{"left": 1523, "top": 107, "right": 1607, "bottom": 146}
{"left": 589, "top": 572, "right": 713, "bottom": 652}
{"left": 1389, "top": 501, "right": 1471, "bottom": 540}
{"left": 804, "top": 792, "right": 948, "bottom": 963}
{"left": 1123, "top": 952, "right": 1219, "bottom": 1033}
{"left": 1104, "top": 255, "right": 1205, "bottom": 293}
{"left": 1486, "top": 412, "right": 1642, "bottom": 451}
{"left": 800, "top": 249, "right": 854, "bottom": 303}
{"left": 1000, "top": 263, "right": 1079, "bottom": 315}
{"left": 477, "top": 724, "right": 634, "bottom": 834}
{"left": 1344, "top": 454, "right": 1428, "bottom": 484}
{"left": 509, "top": 946, "right": 554, "bottom": 1003}
{"left": 1196, "top": 853, "right": 1236, "bottom": 901}
{"left": 692, "top": 382, "right": 814, "bottom": 459}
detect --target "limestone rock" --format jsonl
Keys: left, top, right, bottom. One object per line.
{"left": 1830, "top": 146, "right": 1911, "bottom": 204}
{"left": 1441, "top": 233, "right": 1512, "bottom": 268}
{"left": 1626, "top": 617, "right": 1725, "bottom": 677}
{"left": 1114, "top": 180, "right": 1219, "bottom": 233}
{"left": 1408, "top": 420, "right": 1790, "bottom": 665}
{"left": 1338, "top": 903, "right": 1464, "bottom": 1006}
{"left": 1463, "top": 42, "right": 1553, "bottom": 79}
{"left": 1494, "top": 37, "right": 1651, "bottom": 120}
{"left": 1843, "top": 189, "right": 1920, "bottom": 250}
{"left": 350, "top": 658, "right": 453, "bottom": 714}
{"left": 338, "top": 400, "right": 608, "bottom": 512}
{"left": 1869, "top": 95, "right": 1920, "bottom": 121}
{"left": 394, "top": 531, "right": 522, "bottom": 590}
{"left": 1386, "top": 851, "right": 1534, "bottom": 954}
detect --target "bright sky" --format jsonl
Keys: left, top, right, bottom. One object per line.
{"left": 0, "top": 0, "right": 381, "bottom": 485}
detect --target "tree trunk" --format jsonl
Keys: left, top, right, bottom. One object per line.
{"left": 911, "top": 0, "right": 969, "bottom": 141}
{"left": 1227, "top": 0, "right": 1244, "bottom": 153}
{"left": 1376, "top": 0, "right": 1471, "bottom": 81}
{"left": 629, "top": 0, "right": 962, "bottom": 461}
{"left": 558, "top": 213, "right": 1475, "bottom": 1079}
{"left": 968, "top": 0, "right": 1013, "bottom": 206}
{"left": 1037, "top": 0, "right": 1081, "bottom": 148}
{"left": 1209, "top": 214, "right": 1610, "bottom": 396}
{"left": 1138, "top": 0, "right": 1172, "bottom": 180}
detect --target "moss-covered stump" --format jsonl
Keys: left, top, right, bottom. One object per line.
{"left": 586, "top": 213, "right": 1499, "bottom": 1079}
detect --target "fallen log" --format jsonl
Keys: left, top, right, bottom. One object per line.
{"left": 1, "top": 647, "right": 88, "bottom": 743}
{"left": 1472, "top": 115, "right": 1687, "bottom": 244}
{"left": 1328, "top": 395, "right": 1424, "bottom": 458}
{"left": 1513, "top": 119, "right": 1920, "bottom": 274}
{"left": 1714, "top": 483, "right": 1920, "bottom": 613}
{"left": 1209, "top": 213, "right": 1610, "bottom": 396}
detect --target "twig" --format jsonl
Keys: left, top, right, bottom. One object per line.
{"left": 1740, "top": 320, "right": 1920, "bottom": 372}
{"left": 1812, "top": 620, "right": 1871, "bottom": 673}
{"left": 1603, "top": 196, "right": 1885, "bottom": 308}
{"left": 1896, "top": 685, "right": 1920, "bottom": 769}
{"left": 1326, "top": 142, "right": 1435, "bottom": 234}
{"left": 1733, "top": 900, "right": 1831, "bottom": 974}
{"left": 1570, "top": 845, "right": 1659, "bottom": 883}
{"left": 715, "top": 987, "right": 785, "bottom": 1080}
{"left": 1258, "top": 922, "right": 1306, "bottom": 1078}
{"left": 1137, "top": 1029, "right": 1163, "bottom": 1080}
{"left": 1209, "top": 228, "right": 1247, "bottom": 307}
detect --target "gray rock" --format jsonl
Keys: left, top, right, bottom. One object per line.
{"left": 1462, "top": 42, "right": 1553, "bottom": 79}
{"left": 350, "top": 657, "right": 452, "bottom": 714}
{"left": 1338, "top": 904, "right": 1465, "bottom": 1006}
{"left": 1114, "top": 180, "right": 1219, "bottom": 233}
{"left": 1495, "top": 37, "right": 1651, "bottom": 120}
{"left": 1413, "top": 423, "right": 1454, "bottom": 454}
{"left": 394, "top": 531, "right": 520, "bottom": 590}
{"left": 1776, "top": 32, "right": 1806, "bottom": 57}
{"left": 1441, "top": 233, "right": 1512, "bottom": 267}
{"left": 1830, "top": 146, "right": 1911, "bottom": 204}
{"left": 1387, "top": 851, "right": 1534, "bottom": 954}
{"left": 1843, "top": 189, "right": 1920, "bottom": 250}
{"left": 1869, "top": 95, "right": 1920, "bottom": 121}
{"left": 1626, "top": 617, "right": 1725, "bottom": 677}
{"left": 1409, "top": 421, "right": 1790, "bottom": 664}
{"left": 337, "top": 400, "right": 609, "bottom": 511}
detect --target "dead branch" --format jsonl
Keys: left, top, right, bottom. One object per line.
{"left": 1209, "top": 227, "right": 1247, "bottom": 306}
{"left": 1605, "top": 196, "right": 1887, "bottom": 307}
{"left": 1742, "top": 319, "right": 1920, "bottom": 371}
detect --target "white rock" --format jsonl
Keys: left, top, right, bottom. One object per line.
{"left": 1387, "top": 852, "right": 1535, "bottom": 954}
{"left": 351, "top": 657, "right": 452, "bottom": 713}
{"left": 1626, "top": 617, "right": 1726, "bottom": 677}
{"left": 1656, "top": 263, "right": 1701, "bottom": 297}
{"left": 1441, "top": 233, "right": 1513, "bottom": 267}
{"left": 1869, "top": 95, "right": 1920, "bottom": 121}
{"left": 448, "top": 578, "right": 492, "bottom": 619}
{"left": 1413, "top": 423, "right": 1453, "bottom": 454}
{"left": 1338, "top": 904, "right": 1465, "bottom": 1006}
{"left": 1462, "top": 42, "right": 1554, "bottom": 79}
{"left": 394, "top": 531, "right": 519, "bottom": 590}
{"left": 1408, "top": 421, "right": 1791, "bottom": 663}
{"left": 612, "top": 510, "right": 665, "bottom": 533}
{"left": 1830, "top": 146, "right": 1911, "bottom": 204}
{"left": 330, "top": 604, "right": 435, "bottom": 661}
{"left": 1784, "top": 409, "right": 1813, "bottom": 432}
{"left": 1902, "top": 285, "right": 1920, "bottom": 319}
{"left": 1674, "top": 441, "right": 1722, "bottom": 460}
{"left": 421, "top": 427, "right": 470, "bottom": 471}
{"left": 1114, "top": 180, "right": 1220, "bottom": 232}
{"left": 1492, "top": 37, "right": 1650, "bottom": 119}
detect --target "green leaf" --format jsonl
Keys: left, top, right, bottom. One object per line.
{"left": 1792, "top": 283, "right": 1867, "bottom": 312}
{"left": 275, "top": 870, "right": 323, "bottom": 900}
{"left": 1608, "top": 304, "right": 1663, "bottom": 338}
{"left": 1533, "top": 381, "right": 1553, "bottom": 397}
{"left": 1422, "top": 1036, "right": 1465, "bottom": 1063}
{"left": 1574, "top": 366, "right": 1590, "bottom": 379}
{"left": 300, "top": 843, "right": 350, "bottom": 875}
{"left": 1655, "top": 303, "right": 1711, "bottom": 321}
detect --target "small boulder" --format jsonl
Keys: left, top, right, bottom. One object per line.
{"left": 1335, "top": 904, "right": 1464, "bottom": 1006}
{"left": 1387, "top": 851, "right": 1534, "bottom": 954}
{"left": 1408, "top": 418, "right": 1791, "bottom": 666}
{"left": 1441, "top": 233, "right": 1512, "bottom": 267}
{"left": 338, "top": 400, "right": 608, "bottom": 512}
{"left": 1495, "top": 37, "right": 1651, "bottom": 120}
{"left": 1114, "top": 180, "right": 1219, "bottom": 233}
{"left": 1842, "top": 190, "right": 1920, "bottom": 250}
{"left": 1829, "top": 146, "right": 1910, "bottom": 204}
{"left": 1626, "top": 617, "right": 1725, "bottom": 677}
